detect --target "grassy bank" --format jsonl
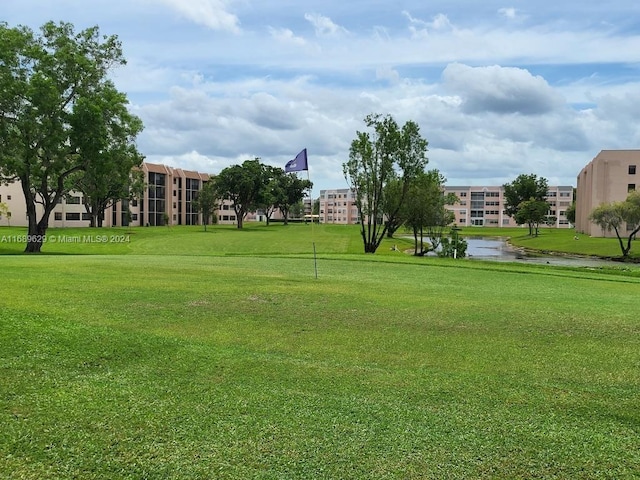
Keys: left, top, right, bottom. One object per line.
{"left": 0, "top": 223, "right": 635, "bottom": 260}
{"left": 1, "top": 230, "right": 640, "bottom": 477}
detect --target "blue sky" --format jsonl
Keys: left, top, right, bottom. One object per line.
{"left": 4, "top": 0, "right": 640, "bottom": 193}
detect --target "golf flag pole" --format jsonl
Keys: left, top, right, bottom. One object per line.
{"left": 285, "top": 148, "right": 317, "bottom": 279}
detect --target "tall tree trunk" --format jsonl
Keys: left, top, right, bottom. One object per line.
{"left": 22, "top": 180, "right": 49, "bottom": 253}
{"left": 25, "top": 212, "right": 51, "bottom": 253}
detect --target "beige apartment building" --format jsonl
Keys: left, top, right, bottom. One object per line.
{"left": 318, "top": 188, "right": 360, "bottom": 224}
{"left": 576, "top": 149, "right": 640, "bottom": 237}
{"left": 318, "top": 185, "right": 573, "bottom": 228}
{"left": 444, "top": 185, "right": 573, "bottom": 228}
{"left": 0, "top": 162, "right": 265, "bottom": 228}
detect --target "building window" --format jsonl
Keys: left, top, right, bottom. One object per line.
{"left": 66, "top": 196, "right": 81, "bottom": 204}
{"left": 629, "top": 184, "right": 636, "bottom": 192}
{"left": 629, "top": 165, "right": 636, "bottom": 175}
{"left": 55, "top": 212, "right": 62, "bottom": 221}
{"left": 7, "top": 195, "right": 11, "bottom": 200}
{"left": 66, "top": 212, "right": 80, "bottom": 221}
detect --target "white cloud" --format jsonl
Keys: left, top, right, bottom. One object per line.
{"left": 156, "top": 0, "right": 240, "bottom": 33}
{"left": 304, "top": 13, "right": 348, "bottom": 37}
{"left": 498, "top": 7, "right": 518, "bottom": 19}
{"left": 442, "top": 63, "right": 565, "bottom": 115}
{"left": 268, "top": 27, "right": 307, "bottom": 46}
{"left": 402, "top": 11, "right": 455, "bottom": 39}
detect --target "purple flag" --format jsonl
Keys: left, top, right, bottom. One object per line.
{"left": 285, "top": 149, "right": 308, "bottom": 172}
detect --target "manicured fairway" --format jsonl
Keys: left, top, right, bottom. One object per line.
{"left": 1, "top": 239, "right": 639, "bottom": 478}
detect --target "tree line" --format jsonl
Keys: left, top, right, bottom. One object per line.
{"left": 195, "top": 159, "right": 312, "bottom": 230}
{"left": 0, "top": 21, "right": 311, "bottom": 251}
{"left": 343, "top": 114, "right": 564, "bottom": 255}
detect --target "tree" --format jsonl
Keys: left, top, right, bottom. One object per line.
{"left": 514, "top": 199, "right": 550, "bottom": 236}
{"left": 589, "top": 190, "right": 640, "bottom": 258}
{"left": 503, "top": 174, "right": 549, "bottom": 226}
{"left": 404, "top": 170, "right": 455, "bottom": 255}
{"left": 0, "top": 21, "right": 125, "bottom": 252}
{"left": 213, "top": 158, "right": 266, "bottom": 229}
{"left": 274, "top": 173, "right": 312, "bottom": 225}
{"left": 0, "top": 201, "right": 10, "bottom": 225}
{"left": 565, "top": 201, "right": 576, "bottom": 225}
{"left": 259, "top": 166, "right": 283, "bottom": 226}
{"left": 193, "top": 179, "right": 217, "bottom": 231}
{"left": 68, "top": 81, "right": 144, "bottom": 227}
{"left": 439, "top": 227, "right": 468, "bottom": 258}
{"left": 343, "top": 113, "right": 428, "bottom": 253}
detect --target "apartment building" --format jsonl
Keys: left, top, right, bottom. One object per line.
{"left": 318, "top": 188, "right": 360, "bottom": 224}
{"left": 576, "top": 149, "right": 640, "bottom": 237}
{"left": 0, "top": 162, "right": 261, "bottom": 228}
{"left": 316, "top": 185, "right": 573, "bottom": 228}
{"left": 444, "top": 185, "right": 573, "bottom": 228}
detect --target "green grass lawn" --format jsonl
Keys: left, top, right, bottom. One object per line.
{"left": 1, "top": 224, "right": 639, "bottom": 478}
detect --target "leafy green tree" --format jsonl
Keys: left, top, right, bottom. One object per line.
{"left": 193, "top": 179, "right": 217, "bottom": 231}
{"left": 0, "top": 21, "right": 125, "bottom": 252}
{"left": 68, "top": 81, "right": 144, "bottom": 227}
{"left": 213, "top": 158, "right": 266, "bottom": 229}
{"left": 343, "top": 113, "right": 428, "bottom": 253}
{"left": 503, "top": 174, "right": 549, "bottom": 228}
{"left": 589, "top": 190, "right": 640, "bottom": 258}
{"left": 565, "top": 201, "right": 576, "bottom": 224}
{"left": 259, "top": 166, "right": 282, "bottom": 226}
{"left": 515, "top": 199, "right": 550, "bottom": 236}
{"left": 404, "top": 170, "right": 455, "bottom": 255}
{"left": 275, "top": 173, "right": 312, "bottom": 225}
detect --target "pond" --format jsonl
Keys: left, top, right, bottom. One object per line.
{"left": 465, "top": 237, "right": 639, "bottom": 268}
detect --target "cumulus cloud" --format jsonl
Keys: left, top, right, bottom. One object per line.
{"left": 442, "top": 63, "right": 565, "bottom": 115}
{"left": 157, "top": 0, "right": 240, "bottom": 33}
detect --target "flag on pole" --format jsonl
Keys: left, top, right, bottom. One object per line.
{"left": 285, "top": 148, "right": 308, "bottom": 172}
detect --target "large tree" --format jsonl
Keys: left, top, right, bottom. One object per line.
{"left": 213, "top": 158, "right": 266, "bottom": 229}
{"left": 589, "top": 190, "right": 640, "bottom": 258}
{"left": 503, "top": 174, "right": 549, "bottom": 221}
{"left": 68, "top": 81, "right": 144, "bottom": 227}
{"left": 343, "top": 113, "right": 428, "bottom": 253}
{"left": 0, "top": 21, "right": 126, "bottom": 252}
{"left": 274, "top": 173, "right": 312, "bottom": 225}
